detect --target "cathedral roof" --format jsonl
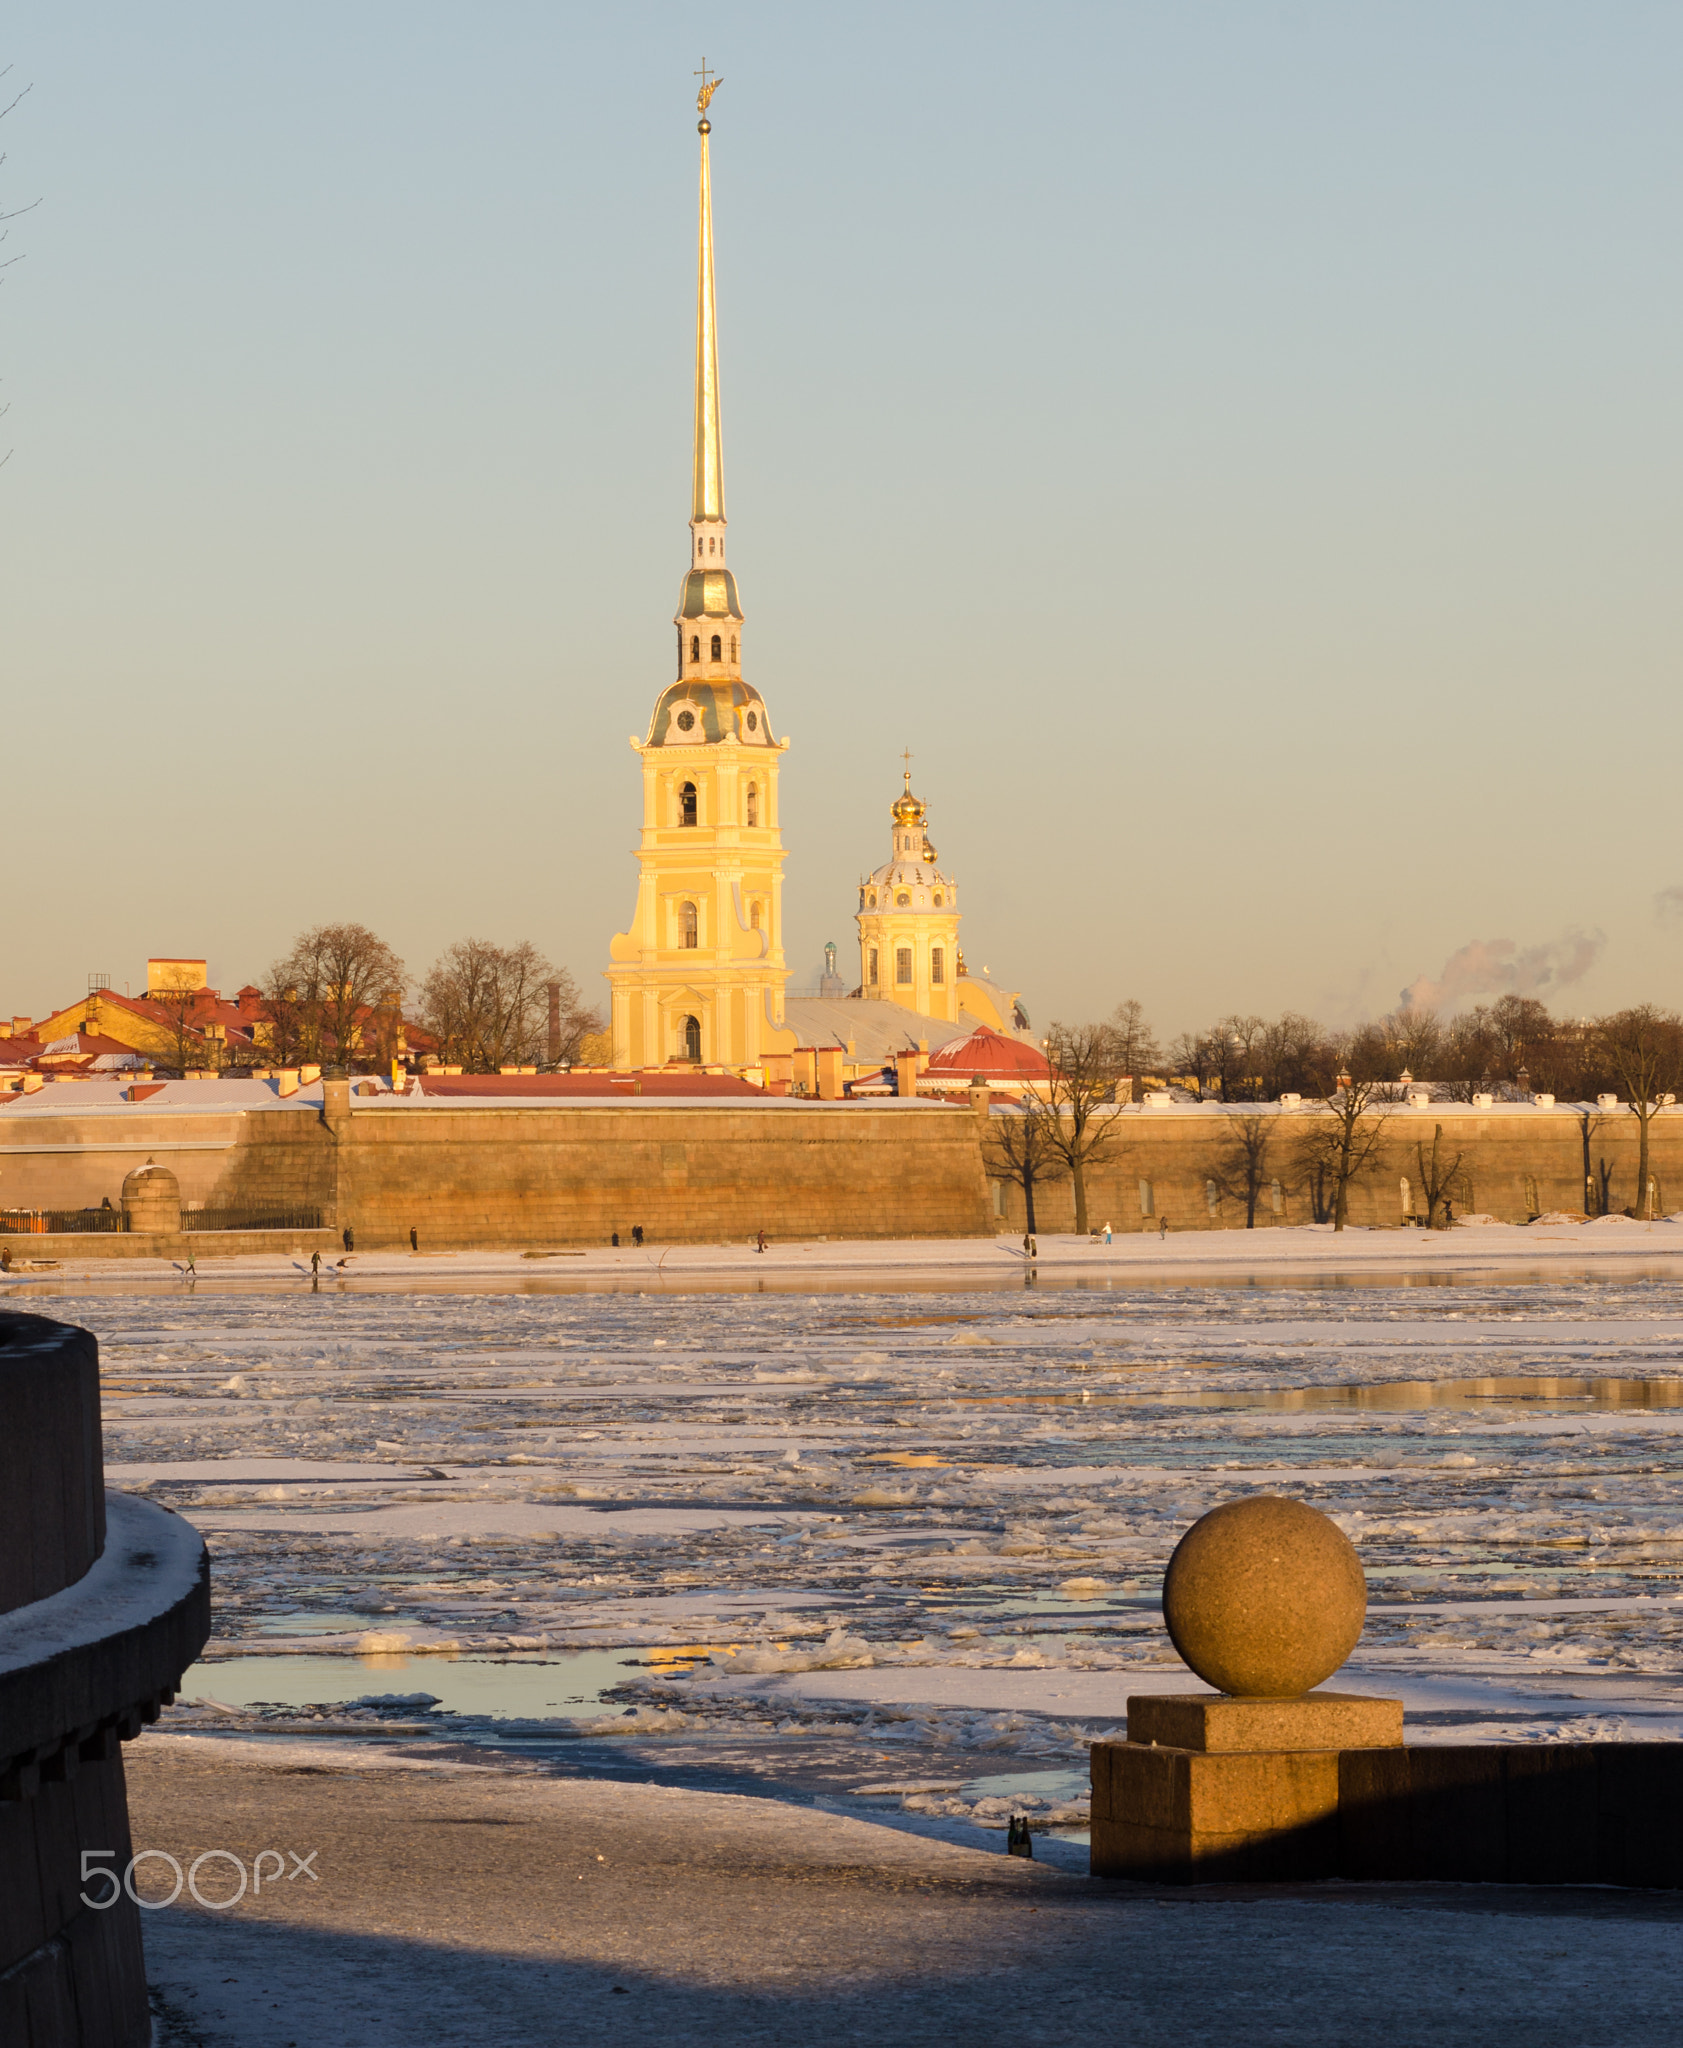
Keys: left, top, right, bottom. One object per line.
{"left": 924, "top": 1025, "right": 1051, "bottom": 1081}
{"left": 862, "top": 857, "right": 951, "bottom": 895}
{"left": 676, "top": 567, "right": 744, "bottom": 621}
{"left": 646, "top": 680, "right": 776, "bottom": 747}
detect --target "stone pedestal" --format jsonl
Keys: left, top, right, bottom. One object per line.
{"left": 1091, "top": 1692, "right": 1403, "bottom": 1884}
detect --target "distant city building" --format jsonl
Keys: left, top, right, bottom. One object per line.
{"left": 817, "top": 942, "right": 848, "bottom": 999}
{"left": 5, "top": 963, "right": 432, "bottom": 1080}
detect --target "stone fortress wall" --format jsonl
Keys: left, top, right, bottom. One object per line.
{"left": 3, "top": 1090, "right": 1681, "bottom": 1252}
{"left": 992, "top": 1100, "right": 1683, "bottom": 1236}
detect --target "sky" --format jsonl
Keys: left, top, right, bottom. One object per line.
{"left": 3, "top": 3, "right": 1680, "bottom": 1038}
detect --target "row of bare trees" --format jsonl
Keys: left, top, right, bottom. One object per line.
{"left": 1156, "top": 994, "right": 1683, "bottom": 1108}
{"left": 240, "top": 924, "right": 603, "bottom": 1074}
{"left": 985, "top": 999, "right": 1683, "bottom": 1235}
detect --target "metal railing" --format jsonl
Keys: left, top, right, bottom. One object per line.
{"left": 2, "top": 1206, "right": 325, "bottom": 1235}
{"left": 181, "top": 1206, "right": 324, "bottom": 1233}
{"left": 0, "top": 1208, "right": 124, "bottom": 1234}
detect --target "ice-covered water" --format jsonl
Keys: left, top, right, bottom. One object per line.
{"left": 46, "top": 1268, "right": 1683, "bottom": 1838}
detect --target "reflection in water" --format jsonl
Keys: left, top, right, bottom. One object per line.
{"left": 15, "top": 1261, "right": 1683, "bottom": 1301}
{"left": 1104, "top": 1374, "right": 1683, "bottom": 1413}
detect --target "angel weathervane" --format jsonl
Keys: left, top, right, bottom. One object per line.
{"left": 695, "top": 62, "right": 722, "bottom": 116}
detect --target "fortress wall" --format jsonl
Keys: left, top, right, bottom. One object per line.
{"left": 990, "top": 1105, "right": 1683, "bottom": 1235}
{"left": 3, "top": 1099, "right": 1680, "bottom": 1251}
{"left": 0, "top": 1108, "right": 333, "bottom": 1215}
{"left": 332, "top": 1102, "right": 997, "bottom": 1247}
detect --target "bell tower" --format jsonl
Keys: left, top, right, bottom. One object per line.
{"left": 606, "top": 77, "right": 793, "bottom": 1072}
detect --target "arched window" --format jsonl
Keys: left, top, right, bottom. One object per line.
{"left": 746, "top": 783, "right": 759, "bottom": 826}
{"left": 710, "top": 633, "right": 722, "bottom": 661}
{"left": 689, "top": 635, "right": 700, "bottom": 663}
{"left": 868, "top": 948, "right": 879, "bottom": 986}
{"left": 708, "top": 536, "right": 716, "bottom": 555}
{"left": 895, "top": 947, "right": 912, "bottom": 986}
{"left": 679, "top": 901, "right": 698, "bottom": 948}
{"left": 681, "top": 1013, "right": 701, "bottom": 1060}
{"left": 931, "top": 947, "right": 945, "bottom": 985}
{"left": 680, "top": 781, "right": 697, "bottom": 827}
{"left": 933, "top": 893, "right": 943, "bottom": 908}
{"left": 730, "top": 636, "right": 737, "bottom": 662}
{"left": 750, "top": 901, "right": 761, "bottom": 930}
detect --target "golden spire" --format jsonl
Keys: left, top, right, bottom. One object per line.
{"left": 692, "top": 66, "right": 725, "bottom": 524}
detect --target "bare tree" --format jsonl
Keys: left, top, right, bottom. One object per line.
{"left": 1383, "top": 1005, "right": 1444, "bottom": 1080}
{"left": 1256, "top": 1012, "right": 1329, "bottom": 1101}
{"left": 1204, "top": 1112, "right": 1275, "bottom": 1227}
{"left": 1413, "top": 1122, "right": 1464, "bottom": 1230}
{"left": 265, "top": 923, "right": 405, "bottom": 1072}
{"left": 256, "top": 963, "right": 312, "bottom": 1068}
{"left": 1041, "top": 1021, "right": 1127, "bottom": 1236}
{"left": 1487, "top": 995, "right": 1554, "bottom": 1083}
{"left": 1578, "top": 1106, "right": 1614, "bottom": 1217}
{"left": 1205, "top": 1015, "right": 1268, "bottom": 1101}
{"left": 1107, "top": 999, "right": 1159, "bottom": 1103}
{"left": 418, "top": 940, "right": 594, "bottom": 1072}
{"left": 1166, "top": 1029, "right": 1218, "bottom": 1098}
{"left": 983, "top": 1098, "right": 1069, "bottom": 1237}
{"left": 1438, "top": 1009, "right": 1499, "bottom": 1103}
{"left": 135, "top": 984, "right": 210, "bottom": 1077}
{"left": 1293, "top": 1074, "right": 1393, "bottom": 1231}
{"left": 1593, "top": 1006, "right": 1683, "bottom": 1218}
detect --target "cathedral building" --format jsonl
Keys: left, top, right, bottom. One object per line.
{"left": 856, "top": 771, "right": 962, "bottom": 1022}
{"left": 605, "top": 90, "right": 791, "bottom": 1071}
{"left": 604, "top": 84, "right": 1027, "bottom": 1081}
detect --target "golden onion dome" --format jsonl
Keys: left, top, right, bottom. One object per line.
{"left": 890, "top": 766, "right": 926, "bottom": 829}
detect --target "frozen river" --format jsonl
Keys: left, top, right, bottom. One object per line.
{"left": 23, "top": 1256, "right": 1683, "bottom": 1855}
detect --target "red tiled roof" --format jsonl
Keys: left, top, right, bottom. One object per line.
{"left": 922, "top": 1026, "right": 1052, "bottom": 1080}
{"left": 417, "top": 1070, "right": 764, "bottom": 1099}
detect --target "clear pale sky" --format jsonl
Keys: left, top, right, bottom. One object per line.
{"left": 4, "top": 4, "right": 1680, "bottom": 1036}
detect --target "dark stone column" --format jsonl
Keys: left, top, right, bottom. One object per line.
{"left": 0, "top": 1311, "right": 210, "bottom": 2048}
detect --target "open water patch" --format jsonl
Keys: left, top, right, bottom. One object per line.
{"left": 181, "top": 1648, "right": 636, "bottom": 1721}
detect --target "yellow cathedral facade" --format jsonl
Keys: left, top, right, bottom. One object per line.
{"left": 606, "top": 82, "right": 1024, "bottom": 1075}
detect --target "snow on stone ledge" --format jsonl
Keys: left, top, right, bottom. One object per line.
{"left": 0, "top": 1491, "right": 207, "bottom": 1679}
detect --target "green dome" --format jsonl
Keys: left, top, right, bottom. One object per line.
{"left": 646, "top": 680, "right": 775, "bottom": 747}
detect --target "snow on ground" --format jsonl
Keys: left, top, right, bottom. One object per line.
{"left": 5, "top": 1214, "right": 1683, "bottom": 1291}
{"left": 15, "top": 1245, "right": 1683, "bottom": 1839}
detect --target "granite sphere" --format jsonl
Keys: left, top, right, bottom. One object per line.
{"left": 1162, "top": 1496, "right": 1366, "bottom": 1697}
